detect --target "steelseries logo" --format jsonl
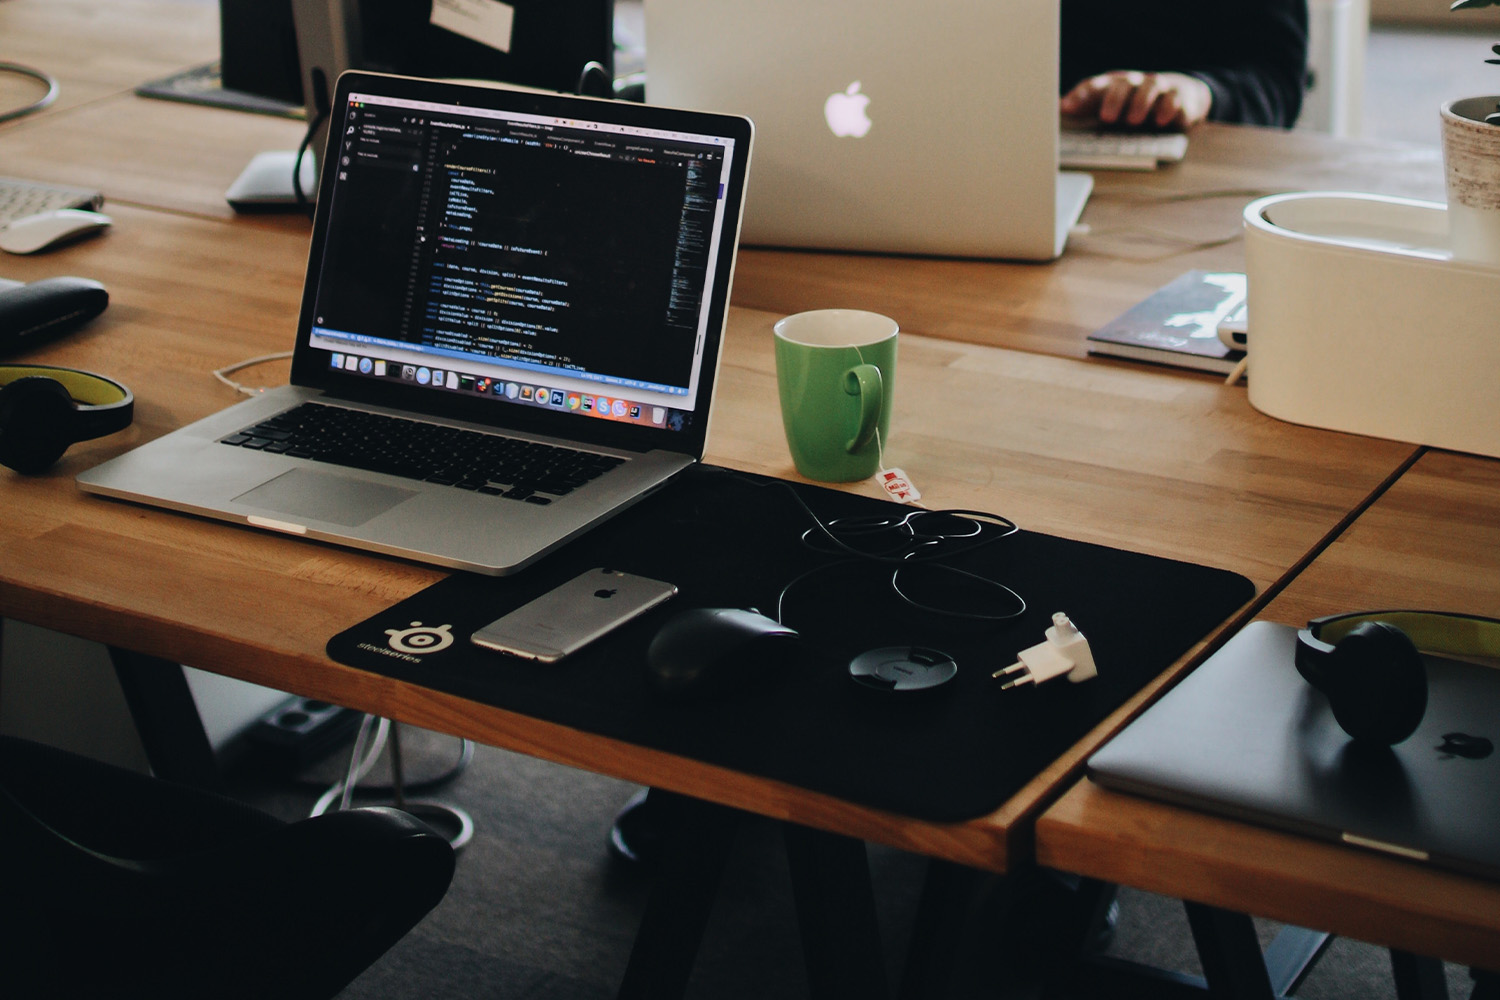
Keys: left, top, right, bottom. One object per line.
{"left": 357, "top": 621, "right": 455, "bottom": 663}
{"left": 384, "top": 621, "right": 456, "bottom": 654}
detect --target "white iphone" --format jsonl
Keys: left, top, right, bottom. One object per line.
{"left": 470, "top": 568, "right": 677, "bottom": 662}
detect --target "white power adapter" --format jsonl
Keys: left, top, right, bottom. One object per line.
{"left": 993, "top": 613, "right": 1098, "bottom": 689}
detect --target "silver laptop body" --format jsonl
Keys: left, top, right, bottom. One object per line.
{"left": 643, "top": 0, "right": 1091, "bottom": 260}
{"left": 79, "top": 71, "right": 753, "bottom": 575}
{"left": 1089, "top": 621, "right": 1500, "bottom": 881}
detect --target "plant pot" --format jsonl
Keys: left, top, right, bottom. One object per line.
{"left": 1440, "top": 96, "right": 1500, "bottom": 266}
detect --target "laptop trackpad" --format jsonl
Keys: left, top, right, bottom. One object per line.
{"left": 235, "top": 469, "right": 417, "bottom": 527}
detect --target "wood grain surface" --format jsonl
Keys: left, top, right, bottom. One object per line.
{"left": 1037, "top": 451, "right": 1500, "bottom": 966}
{"left": 3, "top": 0, "right": 1488, "bottom": 900}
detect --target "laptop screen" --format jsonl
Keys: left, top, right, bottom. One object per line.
{"left": 291, "top": 72, "right": 752, "bottom": 454}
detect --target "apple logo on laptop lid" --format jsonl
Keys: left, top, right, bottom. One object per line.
{"left": 824, "top": 81, "right": 872, "bottom": 138}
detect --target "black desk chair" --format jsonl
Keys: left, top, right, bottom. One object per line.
{"left": 0, "top": 733, "right": 455, "bottom": 1000}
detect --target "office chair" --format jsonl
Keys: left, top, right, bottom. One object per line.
{"left": 0, "top": 733, "right": 455, "bottom": 1000}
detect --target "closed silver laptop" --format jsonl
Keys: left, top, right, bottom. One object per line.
{"left": 1089, "top": 621, "right": 1500, "bottom": 881}
{"left": 79, "top": 71, "right": 753, "bottom": 575}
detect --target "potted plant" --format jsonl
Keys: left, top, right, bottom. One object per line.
{"left": 1443, "top": 0, "right": 1500, "bottom": 262}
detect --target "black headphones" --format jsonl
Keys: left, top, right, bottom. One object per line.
{"left": 0, "top": 365, "right": 133, "bottom": 474}
{"left": 1295, "top": 610, "right": 1500, "bottom": 745}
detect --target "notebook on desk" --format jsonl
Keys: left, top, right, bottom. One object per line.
{"left": 643, "top": 0, "right": 1092, "bottom": 261}
{"left": 1089, "top": 621, "right": 1500, "bottom": 881}
{"left": 78, "top": 70, "right": 753, "bottom": 576}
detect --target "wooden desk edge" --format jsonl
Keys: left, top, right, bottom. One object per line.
{"left": 1036, "top": 779, "right": 1500, "bottom": 970}
{"left": 0, "top": 569, "right": 1024, "bottom": 871}
{"left": 7, "top": 519, "right": 1268, "bottom": 880}
{"left": 0, "top": 563, "right": 1254, "bottom": 875}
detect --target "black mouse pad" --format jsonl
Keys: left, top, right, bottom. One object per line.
{"left": 327, "top": 464, "right": 1254, "bottom": 822}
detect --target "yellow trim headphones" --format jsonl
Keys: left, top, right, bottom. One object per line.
{"left": 1295, "top": 610, "right": 1500, "bottom": 745}
{"left": 0, "top": 364, "right": 133, "bottom": 474}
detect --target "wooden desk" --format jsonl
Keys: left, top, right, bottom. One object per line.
{"left": 734, "top": 123, "right": 1448, "bottom": 357}
{"left": 0, "top": 0, "right": 1448, "bottom": 352}
{"left": 3, "top": 0, "right": 1492, "bottom": 978}
{"left": 1035, "top": 450, "right": 1500, "bottom": 969}
{"left": 0, "top": 0, "right": 1427, "bottom": 871}
{"left": 0, "top": 207, "right": 1417, "bottom": 870}
{"left": 4, "top": 94, "right": 1450, "bottom": 351}
{"left": 0, "top": 1, "right": 307, "bottom": 221}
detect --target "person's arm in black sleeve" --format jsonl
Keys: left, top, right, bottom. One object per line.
{"left": 1184, "top": 0, "right": 1309, "bottom": 126}
{"left": 1061, "top": 0, "right": 1310, "bottom": 129}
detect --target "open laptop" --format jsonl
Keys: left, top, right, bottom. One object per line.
{"left": 79, "top": 70, "right": 753, "bottom": 576}
{"left": 643, "top": 0, "right": 1092, "bottom": 261}
{"left": 1089, "top": 621, "right": 1500, "bottom": 881}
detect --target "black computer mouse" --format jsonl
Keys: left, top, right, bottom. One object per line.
{"left": 645, "top": 607, "right": 800, "bottom": 701}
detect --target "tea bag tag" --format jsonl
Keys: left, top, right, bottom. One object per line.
{"left": 877, "top": 468, "right": 921, "bottom": 504}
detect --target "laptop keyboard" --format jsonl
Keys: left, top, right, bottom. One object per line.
{"left": 219, "top": 402, "right": 625, "bottom": 505}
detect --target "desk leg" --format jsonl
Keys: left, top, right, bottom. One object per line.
{"left": 1183, "top": 901, "right": 1277, "bottom": 1000}
{"left": 107, "top": 647, "right": 218, "bottom": 789}
{"left": 784, "top": 822, "right": 890, "bottom": 1000}
{"left": 615, "top": 791, "right": 741, "bottom": 1000}
{"left": 1390, "top": 950, "right": 1448, "bottom": 1000}
{"left": 897, "top": 859, "right": 983, "bottom": 1000}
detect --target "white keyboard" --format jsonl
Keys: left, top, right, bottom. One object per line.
{"left": 1059, "top": 131, "right": 1189, "bottom": 172}
{"left": 0, "top": 176, "right": 104, "bottom": 227}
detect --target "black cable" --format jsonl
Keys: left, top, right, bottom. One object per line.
{"left": 773, "top": 557, "right": 1026, "bottom": 628}
{"left": 889, "top": 563, "right": 1026, "bottom": 621}
{"left": 0, "top": 62, "right": 59, "bottom": 123}
{"left": 714, "top": 471, "right": 1026, "bottom": 625}
{"left": 575, "top": 60, "right": 613, "bottom": 98}
{"left": 291, "top": 107, "right": 328, "bottom": 218}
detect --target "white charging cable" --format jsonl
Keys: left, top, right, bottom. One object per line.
{"left": 213, "top": 350, "right": 293, "bottom": 396}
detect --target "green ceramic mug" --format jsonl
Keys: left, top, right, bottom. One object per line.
{"left": 773, "top": 309, "right": 899, "bottom": 482}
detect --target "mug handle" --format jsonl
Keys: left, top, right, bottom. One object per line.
{"left": 842, "top": 363, "right": 883, "bottom": 453}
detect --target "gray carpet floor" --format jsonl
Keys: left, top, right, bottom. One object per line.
{"left": 225, "top": 727, "right": 1476, "bottom": 999}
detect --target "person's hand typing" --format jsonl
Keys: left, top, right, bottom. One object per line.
{"left": 1059, "top": 70, "right": 1212, "bottom": 130}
